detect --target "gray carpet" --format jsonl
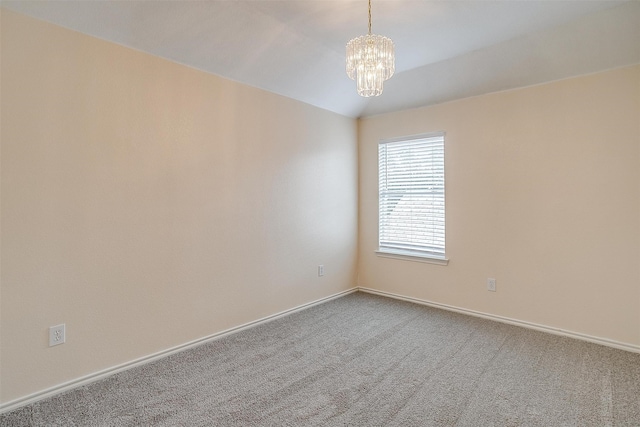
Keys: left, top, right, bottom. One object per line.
{"left": 2, "top": 292, "right": 639, "bottom": 426}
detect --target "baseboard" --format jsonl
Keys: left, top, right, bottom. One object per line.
{"left": 357, "top": 286, "right": 640, "bottom": 354}
{"left": 5, "top": 285, "right": 636, "bottom": 413}
{"left": 0, "top": 287, "right": 358, "bottom": 414}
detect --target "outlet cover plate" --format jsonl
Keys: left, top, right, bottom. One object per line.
{"left": 487, "top": 278, "right": 496, "bottom": 292}
{"left": 49, "top": 324, "right": 65, "bottom": 347}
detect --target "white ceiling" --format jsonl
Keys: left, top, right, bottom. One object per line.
{"left": 4, "top": 0, "right": 640, "bottom": 118}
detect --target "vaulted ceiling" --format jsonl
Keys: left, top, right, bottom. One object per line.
{"left": 4, "top": 1, "right": 640, "bottom": 118}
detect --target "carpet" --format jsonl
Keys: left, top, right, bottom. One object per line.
{"left": 2, "top": 292, "right": 639, "bottom": 426}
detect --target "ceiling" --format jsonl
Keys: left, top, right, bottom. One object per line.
{"left": 3, "top": 1, "right": 640, "bottom": 118}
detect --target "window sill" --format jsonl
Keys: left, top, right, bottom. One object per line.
{"left": 375, "top": 250, "right": 449, "bottom": 265}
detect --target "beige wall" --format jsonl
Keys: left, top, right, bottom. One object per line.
{"left": 0, "top": 10, "right": 357, "bottom": 403}
{"left": 359, "top": 65, "right": 640, "bottom": 348}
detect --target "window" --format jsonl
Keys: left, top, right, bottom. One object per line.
{"left": 378, "top": 133, "right": 446, "bottom": 263}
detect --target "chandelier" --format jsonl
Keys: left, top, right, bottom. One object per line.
{"left": 346, "top": 0, "right": 395, "bottom": 97}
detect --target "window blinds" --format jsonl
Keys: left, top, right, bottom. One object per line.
{"left": 378, "top": 134, "right": 445, "bottom": 258}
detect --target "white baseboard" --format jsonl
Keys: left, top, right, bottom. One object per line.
{"left": 0, "top": 287, "right": 357, "bottom": 414}
{"left": 4, "top": 285, "right": 637, "bottom": 414}
{"left": 357, "top": 286, "right": 640, "bottom": 354}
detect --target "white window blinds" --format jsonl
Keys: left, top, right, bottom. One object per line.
{"left": 378, "top": 133, "right": 445, "bottom": 259}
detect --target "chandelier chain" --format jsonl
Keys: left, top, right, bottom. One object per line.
{"left": 368, "top": 0, "right": 372, "bottom": 34}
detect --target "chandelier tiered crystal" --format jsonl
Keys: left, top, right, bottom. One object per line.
{"left": 346, "top": 0, "right": 395, "bottom": 97}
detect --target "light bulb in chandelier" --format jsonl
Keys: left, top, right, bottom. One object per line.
{"left": 346, "top": 0, "right": 395, "bottom": 97}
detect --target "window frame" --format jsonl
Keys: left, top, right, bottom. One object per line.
{"left": 376, "top": 132, "right": 448, "bottom": 265}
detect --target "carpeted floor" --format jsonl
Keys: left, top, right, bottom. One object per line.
{"left": 2, "top": 292, "right": 640, "bottom": 426}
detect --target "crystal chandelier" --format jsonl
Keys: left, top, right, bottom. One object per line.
{"left": 346, "top": 0, "right": 395, "bottom": 97}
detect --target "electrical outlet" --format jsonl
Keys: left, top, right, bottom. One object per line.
{"left": 487, "top": 278, "right": 496, "bottom": 292}
{"left": 49, "top": 324, "right": 65, "bottom": 347}
{"left": 318, "top": 265, "right": 325, "bottom": 277}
